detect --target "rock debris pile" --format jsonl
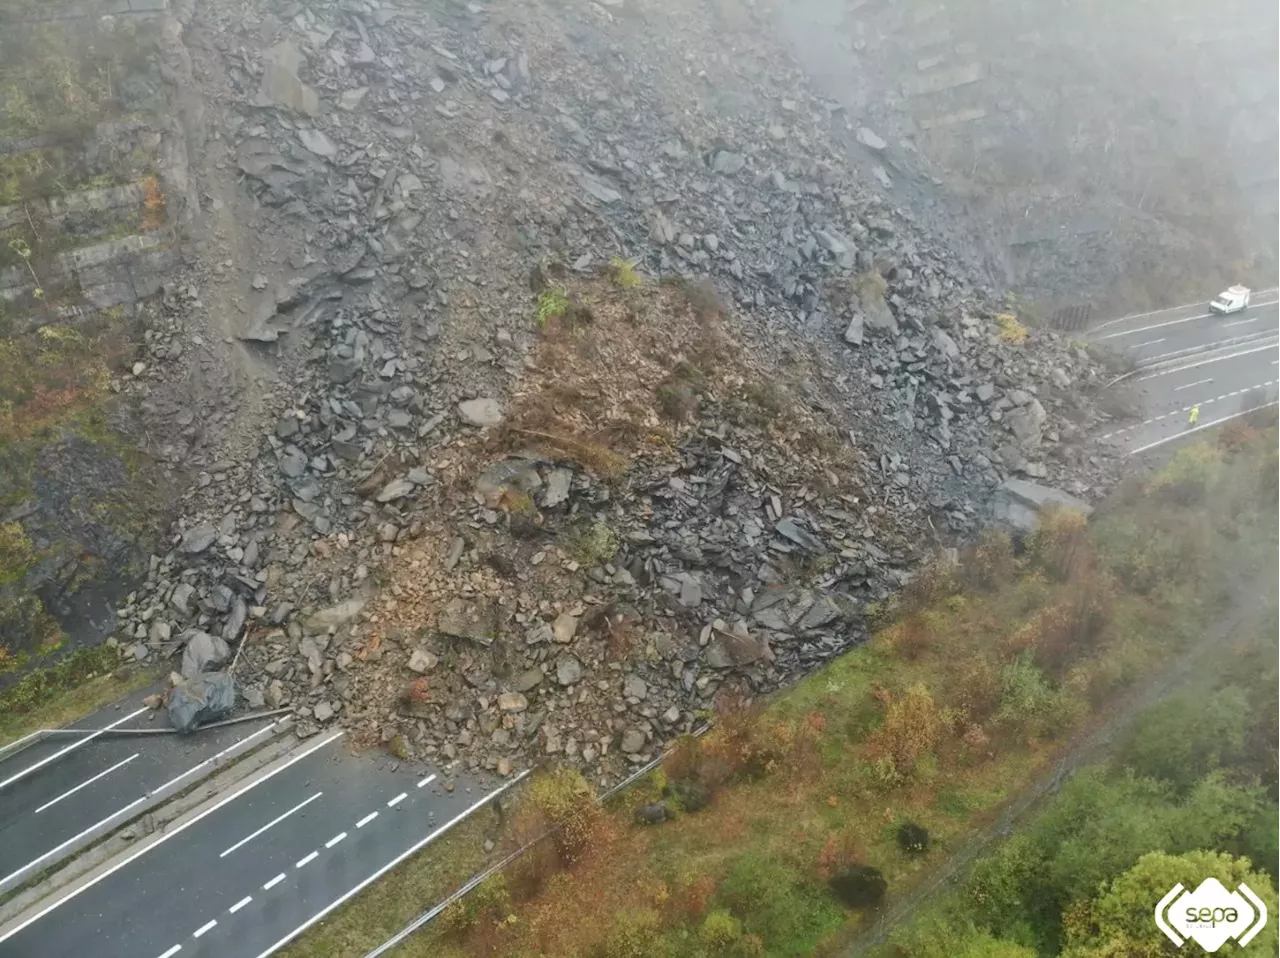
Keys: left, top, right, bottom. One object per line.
{"left": 107, "top": 0, "right": 1118, "bottom": 782}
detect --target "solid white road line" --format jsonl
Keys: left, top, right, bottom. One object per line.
{"left": 250, "top": 770, "right": 531, "bottom": 958}
{"left": 1223, "top": 317, "right": 1258, "bottom": 328}
{"left": 387, "top": 792, "right": 407, "bottom": 808}
{"left": 0, "top": 707, "right": 149, "bottom": 791}
{"left": 219, "top": 790, "right": 323, "bottom": 858}
{"left": 355, "top": 811, "right": 378, "bottom": 828}
{"left": 0, "top": 730, "right": 345, "bottom": 945}
{"left": 0, "top": 796, "right": 146, "bottom": 889}
{"left": 193, "top": 919, "right": 217, "bottom": 938}
{"left": 1091, "top": 289, "right": 1280, "bottom": 329}
{"left": 1130, "top": 337, "right": 1166, "bottom": 349}
{"left": 325, "top": 831, "right": 347, "bottom": 849}
{"left": 1097, "top": 298, "right": 1280, "bottom": 339}
{"left": 1129, "top": 401, "right": 1280, "bottom": 455}
{"left": 228, "top": 896, "right": 253, "bottom": 914}
{"left": 149, "top": 721, "right": 279, "bottom": 797}
{"left": 262, "top": 873, "right": 286, "bottom": 891}
{"left": 0, "top": 722, "right": 281, "bottom": 890}
{"left": 296, "top": 851, "right": 319, "bottom": 869}
{"left": 416, "top": 774, "right": 436, "bottom": 789}
{"left": 156, "top": 945, "right": 182, "bottom": 958}
{"left": 1135, "top": 342, "right": 1280, "bottom": 381}
{"left": 1172, "top": 378, "right": 1213, "bottom": 392}
{"left": 33, "top": 753, "right": 139, "bottom": 814}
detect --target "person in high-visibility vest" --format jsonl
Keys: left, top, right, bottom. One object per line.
{"left": 1188, "top": 405, "right": 1200, "bottom": 426}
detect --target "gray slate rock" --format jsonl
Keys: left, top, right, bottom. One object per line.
{"left": 168, "top": 672, "right": 236, "bottom": 733}
{"left": 179, "top": 524, "right": 217, "bottom": 554}
{"left": 180, "top": 630, "right": 230, "bottom": 679}
{"left": 457, "top": 398, "right": 504, "bottom": 427}
{"left": 555, "top": 654, "right": 583, "bottom": 686}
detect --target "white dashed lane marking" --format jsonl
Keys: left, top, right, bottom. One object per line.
{"left": 1173, "top": 378, "right": 1213, "bottom": 392}
{"left": 148, "top": 768, "right": 452, "bottom": 958}
{"left": 1100, "top": 379, "right": 1280, "bottom": 439}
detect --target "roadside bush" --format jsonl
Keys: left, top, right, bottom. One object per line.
{"left": 1144, "top": 442, "right": 1222, "bottom": 505}
{"left": 437, "top": 873, "right": 511, "bottom": 937}
{"left": 529, "top": 766, "right": 601, "bottom": 862}
{"left": 965, "top": 530, "right": 1018, "bottom": 591}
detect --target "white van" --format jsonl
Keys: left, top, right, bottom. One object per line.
{"left": 1209, "top": 285, "right": 1251, "bottom": 315}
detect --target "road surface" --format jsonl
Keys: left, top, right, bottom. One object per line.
{"left": 1092, "top": 289, "right": 1279, "bottom": 454}
{"left": 0, "top": 690, "right": 278, "bottom": 893}
{"left": 2, "top": 701, "right": 501, "bottom": 952}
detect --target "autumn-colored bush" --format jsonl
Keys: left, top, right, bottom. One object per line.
{"left": 950, "top": 657, "right": 1002, "bottom": 724}
{"left": 866, "top": 683, "right": 944, "bottom": 783}
{"left": 964, "top": 530, "right": 1019, "bottom": 591}
{"left": 1028, "top": 507, "right": 1091, "bottom": 582}
{"left": 528, "top": 766, "right": 602, "bottom": 863}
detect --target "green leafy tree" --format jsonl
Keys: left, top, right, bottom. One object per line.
{"left": 1121, "top": 687, "right": 1251, "bottom": 791}
{"left": 1063, "top": 850, "right": 1278, "bottom": 957}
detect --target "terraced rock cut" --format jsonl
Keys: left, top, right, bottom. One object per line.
{"left": 0, "top": 6, "right": 177, "bottom": 685}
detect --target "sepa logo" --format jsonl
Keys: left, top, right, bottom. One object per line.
{"left": 1155, "top": 878, "right": 1268, "bottom": 952}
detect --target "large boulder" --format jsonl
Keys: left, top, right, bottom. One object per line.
{"left": 180, "top": 630, "right": 230, "bottom": 680}
{"left": 168, "top": 672, "right": 236, "bottom": 733}
{"left": 992, "top": 479, "right": 1093, "bottom": 533}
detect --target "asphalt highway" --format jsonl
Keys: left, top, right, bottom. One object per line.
{"left": 1092, "top": 289, "right": 1280, "bottom": 454}
{"left": 0, "top": 692, "right": 279, "bottom": 892}
{"left": 0, "top": 730, "right": 502, "bottom": 958}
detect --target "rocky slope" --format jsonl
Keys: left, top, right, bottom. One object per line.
{"left": 82, "top": 0, "right": 1132, "bottom": 784}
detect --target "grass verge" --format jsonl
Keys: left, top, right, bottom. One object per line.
{"left": 0, "top": 649, "right": 154, "bottom": 745}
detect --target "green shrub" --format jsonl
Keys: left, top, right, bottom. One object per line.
{"left": 530, "top": 766, "right": 600, "bottom": 861}
{"left": 717, "top": 852, "right": 844, "bottom": 952}
{"left": 596, "top": 908, "right": 664, "bottom": 958}
{"left": 1121, "top": 686, "right": 1250, "bottom": 791}
{"left": 698, "top": 910, "right": 742, "bottom": 950}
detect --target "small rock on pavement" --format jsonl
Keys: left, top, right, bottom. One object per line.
{"left": 457, "top": 398, "right": 503, "bottom": 427}
{"left": 408, "top": 648, "right": 439, "bottom": 673}
{"left": 552, "top": 612, "right": 579, "bottom": 644}
{"left": 314, "top": 700, "right": 335, "bottom": 722}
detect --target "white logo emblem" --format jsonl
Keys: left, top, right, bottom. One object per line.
{"left": 1155, "top": 878, "right": 1268, "bottom": 952}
